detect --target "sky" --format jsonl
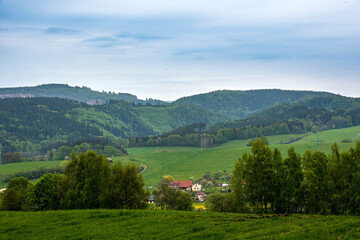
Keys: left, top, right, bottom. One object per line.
{"left": 0, "top": 0, "right": 359, "bottom": 100}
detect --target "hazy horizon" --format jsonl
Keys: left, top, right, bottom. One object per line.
{"left": 1, "top": 0, "right": 359, "bottom": 100}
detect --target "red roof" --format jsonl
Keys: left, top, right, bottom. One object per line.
{"left": 171, "top": 180, "right": 193, "bottom": 188}
{"left": 195, "top": 191, "right": 205, "bottom": 195}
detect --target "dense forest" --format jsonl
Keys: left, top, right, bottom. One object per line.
{"left": 175, "top": 89, "right": 333, "bottom": 118}
{"left": 0, "top": 97, "right": 231, "bottom": 155}
{"left": 131, "top": 95, "right": 360, "bottom": 147}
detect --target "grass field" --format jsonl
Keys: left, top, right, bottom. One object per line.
{"left": 1, "top": 209, "right": 360, "bottom": 239}
{"left": 1, "top": 125, "right": 360, "bottom": 188}
{"left": 126, "top": 126, "right": 360, "bottom": 186}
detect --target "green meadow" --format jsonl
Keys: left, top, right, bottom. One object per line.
{"left": 1, "top": 125, "right": 360, "bottom": 188}
{"left": 1, "top": 210, "right": 360, "bottom": 240}
{"left": 125, "top": 126, "right": 360, "bottom": 186}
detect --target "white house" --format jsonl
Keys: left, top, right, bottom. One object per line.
{"left": 192, "top": 183, "right": 201, "bottom": 192}
{"left": 195, "top": 191, "right": 206, "bottom": 202}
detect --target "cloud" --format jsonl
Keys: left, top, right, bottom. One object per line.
{"left": 115, "top": 32, "right": 169, "bottom": 41}
{"left": 45, "top": 27, "right": 81, "bottom": 35}
{"left": 85, "top": 36, "right": 117, "bottom": 42}
{"left": 0, "top": 0, "right": 359, "bottom": 99}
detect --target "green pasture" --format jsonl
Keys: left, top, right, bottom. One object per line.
{"left": 0, "top": 161, "right": 64, "bottom": 188}
{"left": 127, "top": 126, "right": 359, "bottom": 186}
{"left": 1, "top": 210, "right": 360, "bottom": 240}
{"left": 298, "top": 125, "right": 360, "bottom": 144}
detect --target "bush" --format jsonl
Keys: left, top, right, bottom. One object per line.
{"left": 246, "top": 137, "right": 269, "bottom": 146}
{"left": 29, "top": 173, "right": 64, "bottom": 210}
{"left": 0, "top": 177, "right": 33, "bottom": 211}
{"left": 205, "top": 192, "right": 236, "bottom": 212}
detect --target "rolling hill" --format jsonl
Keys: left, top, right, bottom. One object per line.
{"left": 0, "top": 84, "right": 164, "bottom": 105}
{"left": 174, "top": 89, "right": 334, "bottom": 118}
{"left": 0, "top": 97, "right": 232, "bottom": 153}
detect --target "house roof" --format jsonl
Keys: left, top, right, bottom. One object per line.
{"left": 171, "top": 180, "right": 193, "bottom": 188}
{"left": 195, "top": 191, "right": 205, "bottom": 195}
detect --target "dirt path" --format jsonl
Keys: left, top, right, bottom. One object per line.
{"left": 138, "top": 162, "right": 147, "bottom": 174}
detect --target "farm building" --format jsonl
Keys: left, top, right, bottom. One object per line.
{"left": 168, "top": 180, "right": 193, "bottom": 191}
{"left": 195, "top": 191, "right": 206, "bottom": 202}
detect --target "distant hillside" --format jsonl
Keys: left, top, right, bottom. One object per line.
{"left": 130, "top": 94, "right": 360, "bottom": 148}
{"left": 0, "top": 97, "right": 232, "bottom": 153}
{"left": 174, "top": 89, "right": 334, "bottom": 118}
{"left": 0, "top": 84, "right": 165, "bottom": 105}
{"left": 209, "top": 94, "right": 360, "bottom": 134}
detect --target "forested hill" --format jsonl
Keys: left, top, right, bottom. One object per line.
{"left": 0, "top": 84, "right": 165, "bottom": 105}
{"left": 209, "top": 94, "right": 360, "bottom": 134}
{"left": 0, "top": 97, "right": 232, "bottom": 153}
{"left": 174, "top": 89, "right": 334, "bottom": 118}
{"left": 130, "top": 94, "right": 360, "bottom": 148}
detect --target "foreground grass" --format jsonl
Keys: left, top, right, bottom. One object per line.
{"left": 1, "top": 210, "right": 359, "bottom": 240}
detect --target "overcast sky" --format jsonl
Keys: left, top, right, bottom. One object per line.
{"left": 0, "top": 0, "right": 359, "bottom": 100}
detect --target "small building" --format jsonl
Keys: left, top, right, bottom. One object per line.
{"left": 222, "top": 183, "right": 229, "bottom": 187}
{"left": 216, "top": 183, "right": 222, "bottom": 187}
{"left": 169, "top": 180, "right": 193, "bottom": 191}
{"left": 107, "top": 158, "right": 113, "bottom": 163}
{"left": 192, "top": 183, "right": 201, "bottom": 192}
{"left": 148, "top": 195, "right": 155, "bottom": 204}
{"left": 195, "top": 191, "right": 206, "bottom": 202}
{"left": 0, "top": 188, "right": 6, "bottom": 193}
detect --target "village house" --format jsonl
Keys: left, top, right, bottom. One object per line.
{"left": 148, "top": 195, "right": 155, "bottom": 204}
{"left": 192, "top": 183, "right": 201, "bottom": 192}
{"left": 195, "top": 191, "right": 206, "bottom": 202}
{"left": 168, "top": 180, "right": 193, "bottom": 191}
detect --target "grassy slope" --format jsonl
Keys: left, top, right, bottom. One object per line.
{"left": 1, "top": 210, "right": 360, "bottom": 240}
{"left": 128, "top": 126, "right": 360, "bottom": 186}
{"left": 0, "top": 161, "right": 63, "bottom": 188}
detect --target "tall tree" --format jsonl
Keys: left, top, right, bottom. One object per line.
{"left": 232, "top": 138, "right": 275, "bottom": 212}
{"left": 302, "top": 150, "right": 328, "bottom": 213}
{"left": 61, "top": 151, "right": 110, "bottom": 209}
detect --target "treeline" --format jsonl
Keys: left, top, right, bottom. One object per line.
{"left": 1, "top": 136, "right": 128, "bottom": 164}
{"left": 0, "top": 151, "right": 148, "bottom": 211}
{"left": 128, "top": 121, "right": 295, "bottom": 148}
{"left": 2, "top": 166, "right": 64, "bottom": 182}
{"left": 206, "top": 139, "right": 360, "bottom": 215}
